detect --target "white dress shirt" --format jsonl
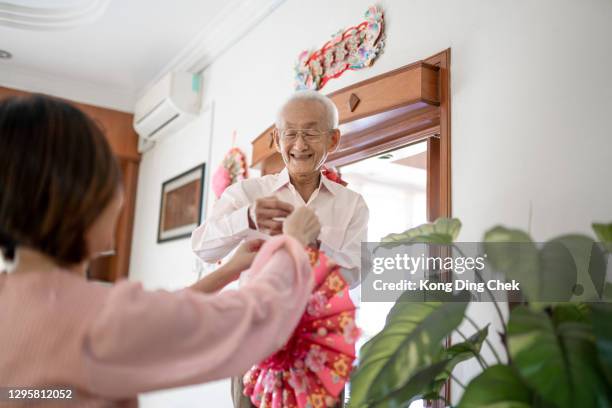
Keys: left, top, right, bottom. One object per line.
{"left": 191, "top": 168, "right": 369, "bottom": 286}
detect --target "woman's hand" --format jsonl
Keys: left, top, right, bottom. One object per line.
{"left": 225, "top": 239, "right": 265, "bottom": 274}
{"left": 190, "top": 239, "right": 264, "bottom": 294}
{"left": 282, "top": 207, "right": 321, "bottom": 247}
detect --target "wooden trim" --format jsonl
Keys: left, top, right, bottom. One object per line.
{"left": 328, "top": 124, "right": 438, "bottom": 168}
{"left": 0, "top": 86, "right": 140, "bottom": 162}
{"left": 427, "top": 137, "right": 441, "bottom": 222}
{"left": 110, "top": 160, "right": 139, "bottom": 280}
{"left": 424, "top": 48, "right": 452, "bottom": 408}
{"left": 250, "top": 61, "right": 440, "bottom": 169}
{"left": 326, "top": 107, "right": 439, "bottom": 167}
{"left": 424, "top": 49, "right": 452, "bottom": 219}
{"left": 326, "top": 61, "right": 436, "bottom": 100}
{"left": 328, "top": 62, "right": 440, "bottom": 125}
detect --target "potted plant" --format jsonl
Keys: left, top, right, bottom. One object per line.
{"left": 349, "top": 219, "right": 612, "bottom": 408}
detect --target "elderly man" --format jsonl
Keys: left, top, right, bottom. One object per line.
{"left": 193, "top": 91, "right": 368, "bottom": 408}
{"left": 192, "top": 90, "right": 369, "bottom": 286}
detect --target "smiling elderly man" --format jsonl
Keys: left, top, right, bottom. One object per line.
{"left": 191, "top": 90, "right": 369, "bottom": 285}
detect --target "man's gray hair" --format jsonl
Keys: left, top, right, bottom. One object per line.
{"left": 275, "top": 90, "right": 339, "bottom": 129}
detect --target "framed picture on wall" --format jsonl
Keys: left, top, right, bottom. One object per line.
{"left": 157, "top": 163, "right": 206, "bottom": 243}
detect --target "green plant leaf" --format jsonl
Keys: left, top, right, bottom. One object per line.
{"left": 604, "top": 282, "right": 612, "bottom": 301}
{"left": 507, "top": 306, "right": 569, "bottom": 407}
{"left": 482, "top": 226, "right": 540, "bottom": 301}
{"left": 508, "top": 306, "right": 610, "bottom": 408}
{"left": 591, "top": 302, "right": 612, "bottom": 386}
{"left": 457, "top": 365, "right": 532, "bottom": 408}
{"left": 368, "top": 359, "right": 451, "bottom": 408}
{"left": 552, "top": 303, "right": 590, "bottom": 326}
{"left": 552, "top": 235, "right": 607, "bottom": 300}
{"left": 593, "top": 222, "right": 612, "bottom": 252}
{"left": 537, "top": 240, "right": 578, "bottom": 302}
{"left": 422, "top": 325, "right": 490, "bottom": 399}
{"left": 380, "top": 218, "right": 462, "bottom": 248}
{"left": 557, "top": 321, "right": 612, "bottom": 407}
{"left": 350, "top": 301, "right": 467, "bottom": 407}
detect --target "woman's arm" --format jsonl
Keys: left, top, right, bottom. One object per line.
{"left": 82, "top": 235, "right": 314, "bottom": 399}
{"left": 189, "top": 240, "right": 264, "bottom": 294}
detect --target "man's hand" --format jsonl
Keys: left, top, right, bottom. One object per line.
{"left": 248, "top": 196, "right": 294, "bottom": 235}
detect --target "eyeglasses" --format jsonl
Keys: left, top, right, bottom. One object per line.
{"left": 279, "top": 128, "right": 330, "bottom": 143}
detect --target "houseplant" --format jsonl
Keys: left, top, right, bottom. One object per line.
{"left": 348, "top": 218, "right": 612, "bottom": 408}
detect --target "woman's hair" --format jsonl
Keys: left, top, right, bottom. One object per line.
{"left": 0, "top": 94, "right": 121, "bottom": 266}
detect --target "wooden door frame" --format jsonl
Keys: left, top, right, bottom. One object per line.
{"left": 329, "top": 48, "right": 451, "bottom": 225}
{"left": 331, "top": 48, "right": 452, "bottom": 407}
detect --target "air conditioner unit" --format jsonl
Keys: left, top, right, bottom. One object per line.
{"left": 133, "top": 71, "right": 202, "bottom": 153}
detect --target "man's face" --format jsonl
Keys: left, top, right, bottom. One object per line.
{"left": 275, "top": 100, "right": 339, "bottom": 177}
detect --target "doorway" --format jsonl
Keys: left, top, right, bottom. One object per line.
{"left": 340, "top": 141, "right": 429, "bottom": 408}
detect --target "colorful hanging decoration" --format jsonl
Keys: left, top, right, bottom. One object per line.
{"left": 294, "top": 6, "right": 385, "bottom": 91}
{"left": 212, "top": 143, "right": 249, "bottom": 199}
{"left": 243, "top": 249, "right": 360, "bottom": 408}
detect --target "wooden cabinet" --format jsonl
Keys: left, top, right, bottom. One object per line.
{"left": 0, "top": 86, "right": 140, "bottom": 282}
{"left": 76, "top": 104, "right": 140, "bottom": 282}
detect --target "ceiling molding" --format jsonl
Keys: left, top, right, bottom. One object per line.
{"left": 0, "top": 0, "right": 111, "bottom": 31}
{"left": 138, "top": 0, "right": 286, "bottom": 99}
{"left": 0, "top": 0, "right": 284, "bottom": 112}
{"left": 0, "top": 63, "right": 134, "bottom": 112}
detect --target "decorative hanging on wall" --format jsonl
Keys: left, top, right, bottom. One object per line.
{"left": 294, "top": 6, "right": 385, "bottom": 91}
{"left": 212, "top": 132, "right": 249, "bottom": 199}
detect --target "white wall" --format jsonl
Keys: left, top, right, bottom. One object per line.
{"left": 129, "top": 0, "right": 612, "bottom": 405}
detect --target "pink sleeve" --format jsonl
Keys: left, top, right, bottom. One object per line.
{"left": 83, "top": 235, "right": 313, "bottom": 399}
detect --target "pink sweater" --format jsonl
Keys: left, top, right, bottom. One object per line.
{"left": 0, "top": 236, "right": 313, "bottom": 407}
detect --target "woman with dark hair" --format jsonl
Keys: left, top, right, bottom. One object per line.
{"left": 0, "top": 94, "right": 321, "bottom": 407}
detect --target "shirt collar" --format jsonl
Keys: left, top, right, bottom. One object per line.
{"left": 272, "top": 167, "right": 291, "bottom": 192}
{"left": 319, "top": 171, "right": 339, "bottom": 195}
{"left": 272, "top": 167, "right": 338, "bottom": 196}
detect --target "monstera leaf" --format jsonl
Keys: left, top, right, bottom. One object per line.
{"left": 457, "top": 365, "right": 532, "bottom": 408}
{"left": 349, "top": 299, "right": 467, "bottom": 407}
{"left": 552, "top": 235, "right": 607, "bottom": 301}
{"left": 422, "top": 325, "right": 490, "bottom": 400}
{"left": 482, "top": 228, "right": 605, "bottom": 304}
{"left": 536, "top": 240, "right": 578, "bottom": 302}
{"left": 593, "top": 222, "right": 612, "bottom": 253}
{"left": 363, "top": 359, "right": 452, "bottom": 408}
{"left": 508, "top": 306, "right": 611, "bottom": 408}
{"left": 552, "top": 303, "right": 590, "bottom": 326}
{"left": 380, "top": 218, "right": 461, "bottom": 248}
{"left": 483, "top": 226, "right": 540, "bottom": 301}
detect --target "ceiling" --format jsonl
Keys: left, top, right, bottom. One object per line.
{"left": 0, "top": 0, "right": 285, "bottom": 111}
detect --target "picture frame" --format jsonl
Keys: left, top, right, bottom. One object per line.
{"left": 157, "top": 163, "right": 206, "bottom": 243}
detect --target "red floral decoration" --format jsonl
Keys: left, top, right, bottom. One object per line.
{"left": 243, "top": 249, "right": 360, "bottom": 407}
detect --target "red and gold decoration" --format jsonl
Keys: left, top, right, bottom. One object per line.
{"left": 243, "top": 249, "right": 360, "bottom": 408}
{"left": 212, "top": 134, "right": 249, "bottom": 199}
{"left": 294, "top": 6, "right": 385, "bottom": 91}
{"left": 322, "top": 166, "right": 347, "bottom": 187}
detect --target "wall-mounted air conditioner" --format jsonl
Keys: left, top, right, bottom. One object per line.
{"left": 133, "top": 71, "right": 202, "bottom": 153}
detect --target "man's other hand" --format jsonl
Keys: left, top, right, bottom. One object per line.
{"left": 248, "top": 196, "right": 294, "bottom": 235}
